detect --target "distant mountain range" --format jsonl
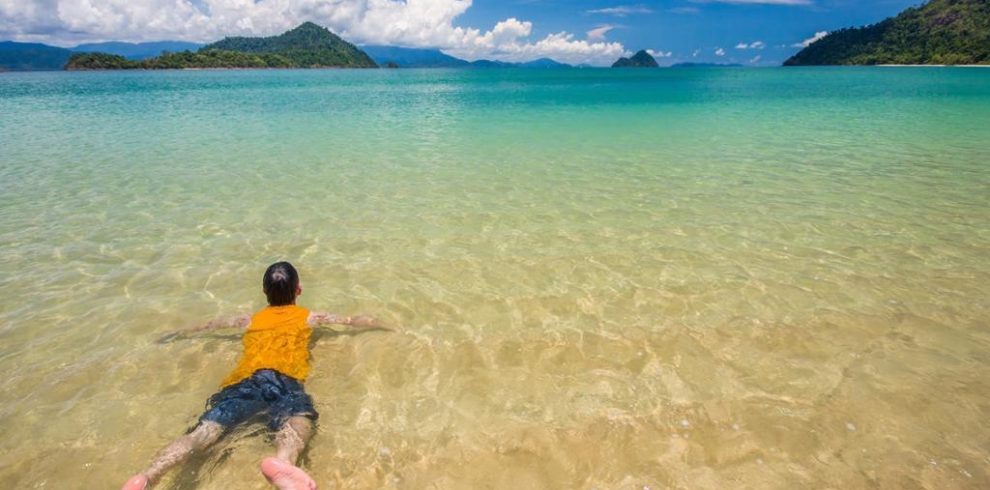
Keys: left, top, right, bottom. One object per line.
{"left": 516, "top": 58, "right": 571, "bottom": 69}
{"left": 785, "top": 0, "right": 990, "bottom": 65}
{"left": 2, "top": 25, "right": 572, "bottom": 71}
{"left": 73, "top": 41, "right": 203, "bottom": 60}
{"left": 0, "top": 41, "right": 73, "bottom": 71}
{"left": 1, "top": 40, "right": 204, "bottom": 71}
{"left": 670, "top": 62, "right": 744, "bottom": 68}
{"left": 361, "top": 45, "right": 468, "bottom": 68}
{"left": 361, "top": 45, "right": 571, "bottom": 69}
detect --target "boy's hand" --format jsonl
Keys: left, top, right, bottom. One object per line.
{"left": 155, "top": 314, "right": 249, "bottom": 343}
{"left": 347, "top": 315, "right": 379, "bottom": 328}
{"left": 156, "top": 331, "right": 182, "bottom": 344}
{"left": 309, "top": 312, "right": 383, "bottom": 328}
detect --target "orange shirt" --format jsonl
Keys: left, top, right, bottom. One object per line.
{"left": 220, "top": 305, "right": 312, "bottom": 387}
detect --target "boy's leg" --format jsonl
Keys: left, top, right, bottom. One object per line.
{"left": 259, "top": 372, "right": 318, "bottom": 490}
{"left": 122, "top": 421, "right": 223, "bottom": 489}
{"left": 275, "top": 415, "right": 313, "bottom": 463}
{"left": 144, "top": 421, "right": 224, "bottom": 480}
{"left": 260, "top": 416, "right": 316, "bottom": 490}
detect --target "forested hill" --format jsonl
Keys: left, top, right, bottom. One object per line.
{"left": 202, "top": 22, "right": 376, "bottom": 68}
{"left": 785, "top": 0, "right": 990, "bottom": 66}
{"left": 66, "top": 22, "right": 377, "bottom": 70}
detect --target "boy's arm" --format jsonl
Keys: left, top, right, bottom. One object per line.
{"left": 188, "top": 314, "right": 251, "bottom": 333}
{"left": 156, "top": 314, "right": 250, "bottom": 343}
{"left": 307, "top": 311, "right": 383, "bottom": 330}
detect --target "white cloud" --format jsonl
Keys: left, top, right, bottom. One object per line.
{"left": 0, "top": 0, "right": 627, "bottom": 65}
{"left": 792, "top": 31, "right": 828, "bottom": 47}
{"left": 735, "top": 40, "right": 765, "bottom": 50}
{"left": 586, "top": 24, "right": 615, "bottom": 42}
{"left": 441, "top": 18, "right": 626, "bottom": 65}
{"left": 647, "top": 49, "right": 672, "bottom": 58}
{"left": 586, "top": 6, "right": 654, "bottom": 17}
{"left": 449, "top": 30, "right": 625, "bottom": 65}
{"left": 714, "top": 47, "right": 725, "bottom": 56}
{"left": 749, "top": 55, "right": 761, "bottom": 64}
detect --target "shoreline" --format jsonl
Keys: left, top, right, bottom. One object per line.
{"left": 877, "top": 64, "right": 990, "bottom": 67}
{"left": 63, "top": 66, "right": 376, "bottom": 72}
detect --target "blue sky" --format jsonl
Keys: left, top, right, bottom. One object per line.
{"left": 459, "top": 0, "right": 920, "bottom": 64}
{"left": 0, "top": 0, "right": 922, "bottom": 65}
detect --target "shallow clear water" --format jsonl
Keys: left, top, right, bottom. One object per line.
{"left": 1, "top": 67, "right": 988, "bottom": 489}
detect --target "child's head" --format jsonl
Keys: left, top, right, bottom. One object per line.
{"left": 263, "top": 261, "right": 301, "bottom": 306}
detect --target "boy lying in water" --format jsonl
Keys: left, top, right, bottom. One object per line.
{"left": 123, "top": 261, "right": 382, "bottom": 490}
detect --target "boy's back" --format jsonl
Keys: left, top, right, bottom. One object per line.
{"left": 222, "top": 305, "right": 313, "bottom": 387}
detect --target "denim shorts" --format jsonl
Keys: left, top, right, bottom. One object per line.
{"left": 199, "top": 369, "right": 318, "bottom": 431}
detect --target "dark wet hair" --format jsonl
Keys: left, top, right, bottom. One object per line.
{"left": 263, "top": 261, "right": 299, "bottom": 306}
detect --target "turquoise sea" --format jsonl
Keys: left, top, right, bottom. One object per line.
{"left": 1, "top": 68, "right": 989, "bottom": 489}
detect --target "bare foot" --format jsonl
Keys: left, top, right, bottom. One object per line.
{"left": 260, "top": 457, "right": 317, "bottom": 490}
{"left": 121, "top": 474, "right": 148, "bottom": 490}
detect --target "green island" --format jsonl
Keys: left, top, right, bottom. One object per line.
{"left": 785, "top": 0, "right": 990, "bottom": 66}
{"left": 66, "top": 22, "right": 377, "bottom": 70}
